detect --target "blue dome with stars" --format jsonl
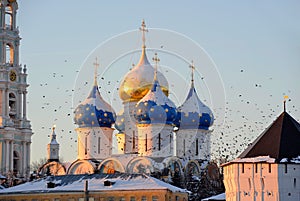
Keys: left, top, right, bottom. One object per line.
{"left": 114, "top": 109, "right": 125, "bottom": 133}
{"left": 174, "top": 84, "right": 214, "bottom": 130}
{"left": 74, "top": 61, "right": 115, "bottom": 128}
{"left": 134, "top": 79, "right": 177, "bottom": 125}
{"left": 74, "top": 84, "right": 116, "bottom": 128}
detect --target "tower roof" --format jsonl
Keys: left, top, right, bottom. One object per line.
{"left": 239, "top": 111, "right": 300, "bottom": 162}
{"left": 49, "top": 126, "right": 58, "bottom": 145}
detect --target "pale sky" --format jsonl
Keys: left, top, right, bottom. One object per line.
{"left": 16, "top": 1, "right": 300, "bottom": 163}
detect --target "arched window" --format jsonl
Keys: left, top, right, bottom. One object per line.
{"left": 196, "top": 138, "right": 199, "bottom": 156}
{"left": 13, "top": 151, "right": 19, "bottom": 174}
{"left": 9, "top": 92, "right": 16, "bottom": 119}
{"left": 98, "top": 137, "right": 101, "bottom": 154}
{"left": 5, "top": 5, "right": 13, "bottom": 30}
{"left": 158, "top": 133, "right": 161, "bottom": 151}
{"left": 183, "top": 139, "right": 186, "bottom": 156}
{"left": 84, "top": 135, "right": 87, "bottom": 155}
{"left": 6, "top": 43, "right": 14, "bottom": 64}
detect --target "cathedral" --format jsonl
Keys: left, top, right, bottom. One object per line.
{"left": 38, "top": 20, "right": 220, "bottom": 187}
{"left": 0, "top": 0, "right": 32, "bottom": 179}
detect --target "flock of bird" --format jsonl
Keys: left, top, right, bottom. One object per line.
{"left": 31, "top": 58, "right": 299, "bottom": 163}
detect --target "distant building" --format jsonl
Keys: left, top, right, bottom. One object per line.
{"left": 0, "top": 0, "right": 32, "bottom": 179}
{"left": 38, "top": 126, "right": 66, "bottom": 176}
{"left": 0, "top": 173, "right": 189, "bottom": 201}
{"left": 223, "top": 110, "right": 300, "bottom": 201}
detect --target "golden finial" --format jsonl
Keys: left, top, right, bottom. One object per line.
{"left": 152, "top": 53, "right": 160, "bottom": 81}
{"left": 52, "top": 124, "right": 56, "bottom": 131}
{"left": 139, "top": 19, "right": 148, "bottom": 49}
{"left": 189, "top": 60, "right": 195, "bottom": 85}
{"left": 93, "top": 57, "right": 100, "bottom": 85}
{"left": 283, "top": 95, "right": 289, "bottom": 112}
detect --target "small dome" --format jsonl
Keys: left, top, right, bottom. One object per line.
{"left": 114, "top": 109, "right": 125, "bottom": 133}
{"left": 175, "top": 84, "right": 214, "bottom": 130}
{"left": 119, "top": 47, "right": 169, "bottom": 102}
{"left": 135, "top": 79, "right": 177, "bottom": 125}
{"left": 74, "top": 67, "right": 115, "bottom": 128}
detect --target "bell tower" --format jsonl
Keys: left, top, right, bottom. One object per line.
{"left": 0, "top": 0, "right": 33, "bottom": 179}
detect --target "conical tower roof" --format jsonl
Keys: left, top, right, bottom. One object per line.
{"left": 239, "top": 111, "right": 300, "bottom": 162}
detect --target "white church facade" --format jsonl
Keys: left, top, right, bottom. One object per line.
{"left": 38, "top": 20, "right": 220, "bottom": 190}
{"left": 0, "top": 0, "right": 32, "bottom": 179}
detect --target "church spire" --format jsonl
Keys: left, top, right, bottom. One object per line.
{"left": 93, "top": 57, "right": 99, "bottom": 86}
{"left": 50, "top": 125, "right": 58, "bottom": 144}
{"left": 47, "top": 125, "right": 59, "bottom": 162}
{"left": 283, "top": 95, "right": 289, "bottom": 112}
{"left": 189, "top": 60, "right": 195, "bottom": 87}
{"left": 152, "top": 53, "right": 160, "bottom": 82}
{"left": 139, "top": 19, "right": 148, "bottom": 50}
{"left": 136, "top": 19, "right": 150, "bottom": 66}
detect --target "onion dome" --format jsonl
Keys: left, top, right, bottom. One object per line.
{"left": 134, "top": 54, "right": 177, "bottom": 125}
{"left": 74, "top": 59, "right": 116, "bottom": 128}
{"left": 119, "top": 20, "right": 169, "bottom": 102}
{"left": 114, "top": 108, "right": 125, "bottom": 133}
{"left": 174, "top": 62, "right": 214, "bottom": 130}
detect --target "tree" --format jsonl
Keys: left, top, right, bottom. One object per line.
{"left": 30, "top": 158, "right": 47, "bottom": 172}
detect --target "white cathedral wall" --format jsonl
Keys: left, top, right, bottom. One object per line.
{"left": 115, "top": 133, "right": 125, "bottom": 154}
{"left": 123, "top": 101, "right": 138, "bottom": 153}
{"left": 224, "top": 162, "right": 300, "bottom": 201}
{"left": 76, "top": 127, "right": 113, "bottom": 160}
{"left": 137, "top": 124, "right": 174, "bottom": 157}
{"left": 176, "top": 129, "right": 211, "bottom": 161}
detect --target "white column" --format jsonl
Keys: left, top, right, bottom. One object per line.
{"left": 26, "top": 142, "right": 30, "bottom": 174}
{"left": 22, "top": 91, "right": 27, "bottom": 120}
{"left": 0, "top": 4, "right": 4, "bottom": 29}
{"left": 5, "top": 140, "right": 9, "bottom": 171}
{"left": 18, "top": 91, "right": 22, "bottom": 119}
{"left": 22, "top": 141, "right": 26, "bottom": 176}
{"left": 10, "top": 141, "right": 13, "bottom": 171}
{"left": 2, "top": 140, "right": 6, "bottom": 172}
{"left": 5, "top": 89, "right": 9, "bottom": 118}
{"left": 12, "top": 10, "right": 17, "bottom": 30}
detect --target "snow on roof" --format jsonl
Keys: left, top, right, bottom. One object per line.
{"left": 291, "top": 156, "right": 300, "bottom": 163}
{"left": 222, "top": 156, "right": 276, "bottom": 166}
{"left": 223, "top": 155, "right": 300, "bottom": 166}
{"left": 202, "top": 193, "right": 225, "bottom": 201}
{"left": 0, "top": 173, "right": 188, "bottom": 194}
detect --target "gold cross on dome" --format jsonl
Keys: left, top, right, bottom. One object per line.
{"left": 152, "top": 53, "right": 160, "bottom": 81}
{"left": 139, "top": 19, "right": 148, "bottom": 48}
{"left": 93, "top": 57, "right": 100, "bottom": 85}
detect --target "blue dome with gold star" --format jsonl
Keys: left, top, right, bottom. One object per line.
{"left": 74, "top": 62, "right": 115, "bottom": 128}
{"left": 114, "top": 109, "right": 125, "bottom": 133}
{"left": 134, "top": 79, "right": 177, "bottom": 125}
{"left": 174, "top": 84, "right": 214, "bottom": 130}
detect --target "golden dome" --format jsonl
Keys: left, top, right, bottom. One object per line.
{"left": 119, "top": 47, "right": 169, "bottom": 102}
